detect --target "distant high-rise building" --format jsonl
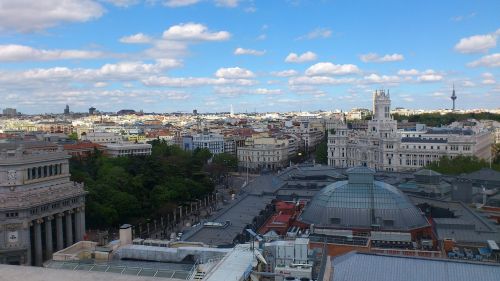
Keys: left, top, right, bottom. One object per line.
{"left": 2, "top": 108, "right": 17, "bottom": 116}
{"left": 230, "top": 104, "right": 234, "bottom": 116}
{"left": 193, "top": 109, "right": 198, "bottom": 115}
{"left": 451, "top": 84, "right": 457, "bottom": 111}
{"left": 64, "top": 104, "right": 70, "bottom": 115}
{"left": 88, "top": 106, "right": 96, "bottom": 115}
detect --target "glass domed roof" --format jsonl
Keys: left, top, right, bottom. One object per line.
{"left": 299, "top": 167, "right": 429, "bottom": 231}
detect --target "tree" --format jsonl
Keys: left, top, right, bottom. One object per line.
{"left": 425, "top": 155, "right": 499, "bottom": 174}
{"left": 212, "top": 153, "right": 238, "bottom": 171}
{"left": 68, "top": 132, "right": 78, "bottom": 141}
{"left": 315, "top": 131, "right": 328, "bottom": 165}
{"left": 70, "top": 142, "right": 215, "bottom": 230}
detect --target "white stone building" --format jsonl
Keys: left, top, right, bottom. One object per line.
{"left": 237, "top": 137, "right": 291, "bottom": 171}
{"left": 80, "top": 132, "right": 123, "bottom": 143}
{"left": 192, "top": 133, "right": 225, "bottom": 155}
{"left": 102, "top": 143, "right": 152, "bottom": 158}
{"left": 0, "top": 142, "right": 86, "bottom": 266}
{"left": 283, "top": 118, "right": 324, "bottom": 152}
{"left": 327, "top": 90, "right": 494, "bottom": 172}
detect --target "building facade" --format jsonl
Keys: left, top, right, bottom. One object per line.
{"left": 0, "top": 143, "right": 86, "bottom": 266}
{"left": 102, "top": 143, "right": 152, "bottom": 157}
{"left": 327, "top": 90, "right": 494, "bottom": 172}
{"left": 80, "top": 132, "right": 123, "bottom": 143}
{"left": 192, "top": 133, "right": 224, "bottom": 154}
{"left": 237, "top": 137, "right": 291, "bottom": 171}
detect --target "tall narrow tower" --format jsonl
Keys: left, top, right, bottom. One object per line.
{"left": 451, "top": 84, "right": 457, "bottom": 111}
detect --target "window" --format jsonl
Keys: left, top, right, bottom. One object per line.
{"left": 383, "top": 220, "right": 394, "bottom": 227}
{"left": 330, "top": 218, "right": 341, "bottom": 224}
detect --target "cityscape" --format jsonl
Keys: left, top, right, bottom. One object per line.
{"left": 0, "top": 1, "right": 500, "bottom": 281}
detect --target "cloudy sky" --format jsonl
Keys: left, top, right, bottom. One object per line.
{"left": 0, "top": 0, "right": 499, "bottom": 114}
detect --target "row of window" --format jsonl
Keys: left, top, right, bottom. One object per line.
{"left": 118, "top": 149, "right": 151, "bottom": 154}
{"left": 29, "top": 199, "right": 79, "bottom": 215}
{"left": 6, "top": 212, "right": 19, "bottom": 218}
{"left": 27, "top": 163, "right": 63, "bottom": 180}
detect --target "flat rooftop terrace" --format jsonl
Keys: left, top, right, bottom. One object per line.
{"left": 0, "top": 264, "right": 186, "bottom": 281}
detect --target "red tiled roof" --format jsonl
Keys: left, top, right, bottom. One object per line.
{"left": 273, "top": 214, "right": 292, "bottom": 224}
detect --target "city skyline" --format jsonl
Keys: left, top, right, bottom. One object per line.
{"left": 0, "top": 0, "right": 499, "bottom": 114}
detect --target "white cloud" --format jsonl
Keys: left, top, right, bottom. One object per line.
{"left": 214, "top": 0, "right": 239, "bottom": 7}
{"left": 271, "top": 69, "right": 298, "bottom": 77}
{"left": 0, "top": 60, "right": 181, "bottom": 86}
{"left": 417, "top": 71, "right": 443, "bottom": 82}
{"left": 234, "top": 47, "right": 266, "bottom": 56}
{"left": 103, "top": 0, "right": 139, "bottom": 7}
{"left": 285, "top": 51, "right": 317, "bottom": 63}
{"left": 143, "top": 76, "right": 256, "bottom": 87}
{"left": 451, "top": 12, "right": 476, "bottom": 22}
{"left": 0, "top": 0, "right": 104, "bottom": 32}
{"left": 363, "top": 74, "right": 400, "bottom": 84}
{"left": 134, "top": 23, "right": 231, "bottom": 59}
{"left": 289, "top": 76, "right": 355, "bottom": 86}
{"left": 94, "top": 82, "right": 108, "bottom": 88}
{"left": 162, "top": 23, "right": 230, "bottom": 41}
{"left": 431, "top": 92, "right": 445, "bottom": 97}
{"left": 163, "top": 0, "right": 200, "bottom": 7}
{"left": 482, "top": 72, "right": 496, "bottom": 85}
{"left": 468, "top": 53, "right": 500, "bottom": 67}
{"left": 0, "top": 44, "right": 104, "bottom": 62}
{"left": 454, "top": 29, "right": 498, "bottom": 54}
{"left": 296, "top": 27, "right": 332, "bottom": 40}
{"left": 462, "top": 81, "right": 475, "bottom": 87}
{"left": 215, "top": 67, "right": 255, "bottom": 79}
{"left": 120, "top": 33, "right": 152, "bottom": 44}
{"left": 360, "top": 53, "right": 404, "bottom": 63}
{"left": 254, "top": 88, "right": 282, "bottom": 95}
{"left": 213, "top": 86, "right": 281, "bottom": 97}
{"left": 397, "top": 69, "right": 419, "bottom": 76}
{"left": 305, "top": 62, "right": 360, "bottom": 76}
{"left": 163, "top": 0, "right": 241, "bottom": 8}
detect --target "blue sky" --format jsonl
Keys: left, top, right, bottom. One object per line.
{"left": 0, "top": 0, "right": 499, "bottom": 114}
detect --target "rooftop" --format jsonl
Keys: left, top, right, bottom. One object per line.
{"left": 0, "top": 264, "right": 183, "bottom": 281}
{"left": 330, "top": 251, "right": 500, "bottom": 281}
{"left": 299, "top": 167, "right": 429, "bottom": 231}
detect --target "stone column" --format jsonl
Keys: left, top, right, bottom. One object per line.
{"left": 80, "top": 207, "right": 86, "bottom": 241}
{"left": 34, "top": 219, "right": 43, "bottom": 266}
{"left": 55, "top": 213, "right": 64, "bottom": 250}
{"left": 65, "top": 210, "right": 73, "bottom": 247}
{"left": 74, "top": 208, "right": 82, "bottom": 242}
{"left": 44, "top": 216, "right": 53, "bottom": 260}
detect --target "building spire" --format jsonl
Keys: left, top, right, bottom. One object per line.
{"left": 451, "top": 83, "right": 457, "bottom": 111}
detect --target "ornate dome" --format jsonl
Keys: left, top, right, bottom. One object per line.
{"left": 299, "top": 166, "right": 429, "bottom": 231}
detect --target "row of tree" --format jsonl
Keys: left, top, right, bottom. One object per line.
{"left": 70, "top": 140, "right": 237, "bottom": 229}
{"left": 425, "top": 155, "right": 500, "bottom": 174}
{"left": 392, "top": 112, "right": 500, "bottom": 127}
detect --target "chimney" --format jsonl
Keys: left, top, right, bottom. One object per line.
{"left": 119, "top": 224, "right": 133, "bottom": 246}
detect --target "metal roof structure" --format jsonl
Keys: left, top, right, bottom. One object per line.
{"left": 408, "top": 195, "right": 500, "bottom": 243}
{"left": 299, "top": 167, "right": 429, "bottom": 231}
{"left": 414, "top": 169, "right": 442, "bottom": 177}
{"left": 45, "top": 259, "right": 192, "bottom": 280}
{"left": 0, "top": 264, "right": 184, "bottom": 281}
{"left": 462, "top": 168, "right": 500, "bottom": 187}
{"left": 183, "top": 194, "right": 275, "bottom": 246}
{"left": 330, "top": 252, "right": 500, "bottom": 281}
